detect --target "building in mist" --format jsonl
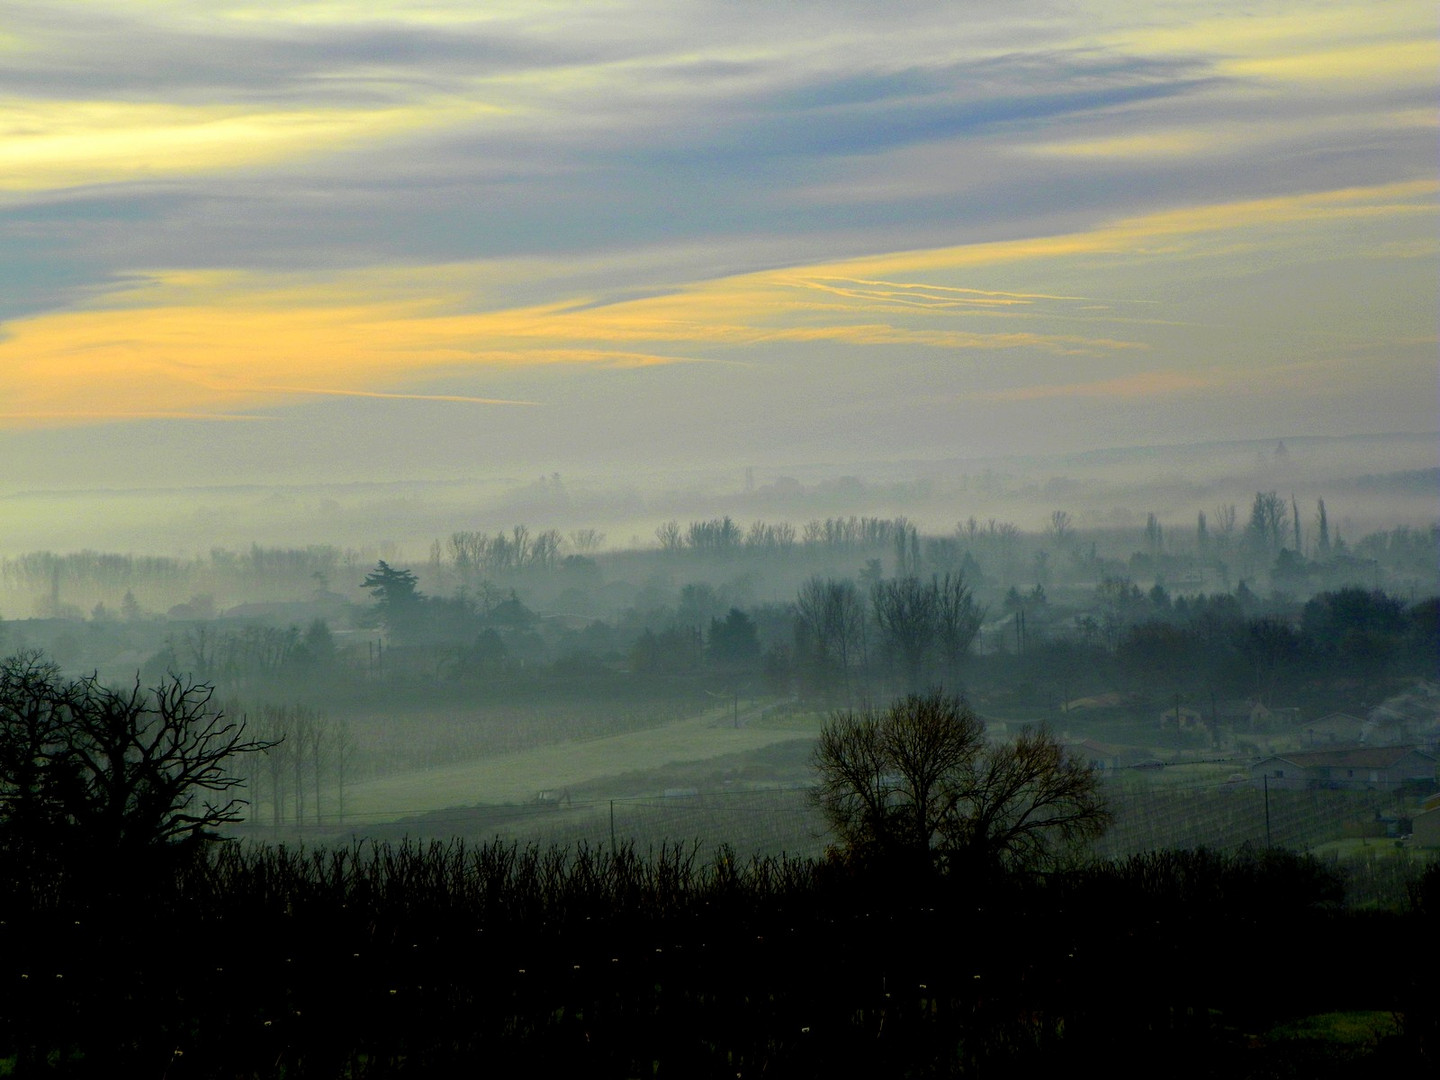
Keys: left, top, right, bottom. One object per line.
{"left": 1251, "top": 747, "right": 1437, "bottom": 791}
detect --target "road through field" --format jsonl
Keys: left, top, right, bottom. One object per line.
{"left": 342, "top": 704, "right": 818, "bottom": 819}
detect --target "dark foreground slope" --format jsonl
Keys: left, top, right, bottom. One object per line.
{"left": 0, "top": 841, "right": 1433, "bottom": 1078}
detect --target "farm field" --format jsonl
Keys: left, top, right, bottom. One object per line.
{"left": 245, "top": 701, "right": 1432, "bottom": 873}
{"left": 334, "top": 702, "right": 822, "bottom": 821}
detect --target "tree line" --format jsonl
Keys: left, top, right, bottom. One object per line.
{"left": 4, "top": 498, "right": 1433, "bottom": 633}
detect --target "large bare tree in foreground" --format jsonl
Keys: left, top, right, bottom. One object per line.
{"left": 0, "top": 650, "right": 275, "bottom": 864}
{"left": 812, "top": 690, "right": 1108, "bottom": 875}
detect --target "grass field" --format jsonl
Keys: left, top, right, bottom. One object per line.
{"left": 1309, "top": 837, "right": 1406, "bottom": 859}
{"left": 243, "top": 700, "right": 1434, "bottom": 880}
{"left": 328, "top": 702, "right": 823, "bottom": 821}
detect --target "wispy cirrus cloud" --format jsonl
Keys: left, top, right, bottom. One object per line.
{"left": 772, "top": 275, "right": 1162, "bottom": 313}
{"left": 0, "top": 1, "right": 1433, "bottom": 485}
{"left": 257, "top": 386, "right": 539, "bottom": 406}
{"left": 0, "top": 409, "right": 276, "bottom": 422}
{"left": 4, "top": 177, "right": 1430, "bottom": 433}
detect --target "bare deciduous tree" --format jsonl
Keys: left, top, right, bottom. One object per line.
{"left": 870, "top": 574, "right": 985, "bottom": 691}
{"left": 59, "top": 671, "right": 276, "bottom": 852}
{"left": 812, "top": 691, "right": 1109, "bottom": 876}
{"left": 795, "top": 577, "right": 866, "bottom": 703}
{"left": 0, "top": 651, "right": 70, "bottom": 857}
{"left": 655, "top": 520, "right": 683, "bottom": 553}
{"left": 1247, "top": 491, "right": 1289, "bottom": 556}
{"left": 1047, "top": 510, "right": 1075, "bottom": 547}
{"left": 871, "top": 576, "right": 937, "bottom": 689}
{"left": 568, "top": 528, "right": 606, "bottom": 553}
{"left": 0, "top": 654, "right": 277, "bottom": 861}
{"left": 933, "top": 572, "right": 985, "bottom": 683}
{"left": 333, "top": 717, "right": 356, "bottom": 824}
{"left": 1213, "top": 503, "right": 1237, "bottom": 543}
{"left": 944, "top": 725, "right": 1111, "bottom": 872}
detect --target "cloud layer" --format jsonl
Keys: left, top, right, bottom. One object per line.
{"left": 0, "top": 0, "right": 1434, "bottom": 486}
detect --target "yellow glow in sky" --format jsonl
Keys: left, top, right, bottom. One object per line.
{"left": 1112, "top": 4, "right": 1429, "bottom": 59}
{"left": 0, "top": 99, "right": 500, "bottom": 192}
{"left": 1, "top": 179, "right": 1432, "bottom": 427}
{"left": 1221, "top": 37, "right": 1439, "bottom": 84}
{"left": 0, "top": 0, "right": 1432, "bottom": 483}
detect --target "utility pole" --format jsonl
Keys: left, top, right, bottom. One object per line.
{"left": 1263, "top": 774, "right": 1272, "bottom": 847}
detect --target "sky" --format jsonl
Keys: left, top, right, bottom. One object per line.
{"left": 0, "top": 0, "right": 1435, "bottom": 495}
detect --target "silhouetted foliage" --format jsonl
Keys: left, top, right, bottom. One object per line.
{"left": 870, "top": 577, "right": 937, "bottom": 689}
{"left": 0, "top": 650, "right": 274, "bottom": 875}
{"left": 362, "top": 560, "right": 424, "bottom": 630}
{"left": 1247, "top": 489, "right": 1290, "bottom": 558}
{"left": 707, "top": 607, "right": 761, "bottom": 668}
{"left": 868, "top": 574, "right": 984, "bottom": 692}
{"left": 794, "top": 576, "right": 866, "bottom": 702}
{"left": 0, "top": 652, "right": 71, "bottom": 871}
{"left": 1, "top": 835, "right": 1427, "bottom": 1077}
{"left": 812, "top": 691, "right": 1109, "bottom": 879}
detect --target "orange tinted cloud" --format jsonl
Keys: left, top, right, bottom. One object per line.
{"left": 259, "top": 387, "right": 539, "bottom": 405}
{"left": 0, "top": 297, "right": 698, "bottom": 425}
{"left": 0, "top": 180, "right": 1431, "bottom": 427}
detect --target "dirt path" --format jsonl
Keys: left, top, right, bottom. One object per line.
{"left": 342, "top": 703, "right": 815, "bottom": 819}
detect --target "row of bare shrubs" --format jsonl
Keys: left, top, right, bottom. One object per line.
{"left": 0, "top": 839, "right": 1433, "bottom": 1077}
{"left": 178, "top": 838, "right": 818, "bottom": 923}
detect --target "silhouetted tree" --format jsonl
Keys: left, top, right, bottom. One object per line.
{"left": 568, "top": 528, "right": 606, "bottom": 553}
{"left": 0, "top": 652, "right": 275, "bottom": 869}
{"left": 795, "top": 577, "right": 866, "bottom": 703}
{"left": 0, "top": 651, "right": 71, "bottom": 864}
{"left": 361, "top": 561, "right": 424, "bottom": 639}
{"left": 933, "top": 572, "right": 985, "bottom": 684}
{"left": 812, "top": 691, "right": 1108, "bottom": 878}
{"left": 1246, "top": 490, "right": 1289, "bottom": 558}
{"left": 297, "top": 617, "right": 336, "bottom": 666}
{"left": 951, "top": 723, "right": 1110, "bottom": 873}
{"left": 1242, "top": 616, "right": 1302, "bottom": 704}
{"left": 1145, "top": 513, "right": 1163, "bottom": 554}
{"left": 1047, "top": 509, "right": 1075, "bottom": 547}
{"left": 1301, "top": 587, "right": 1408, "bottom": 690}
{"left": 871, "top": 576, "right": 937, "bottom": 689}
{"left": 812, "top": 691, "right": 981, "bottom": 871}
{"left": 655, "top": 520, "right": 683, "bottom": 553}
{"left": 871, "top": 575, "right": 985, "bottom": 690}
{"left": 707, "top": 608, "right": 761, "bottom": 668}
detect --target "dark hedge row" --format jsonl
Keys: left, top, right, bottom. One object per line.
{"left": 0, "top": 840, "right": 1434, "bottom": 1077}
